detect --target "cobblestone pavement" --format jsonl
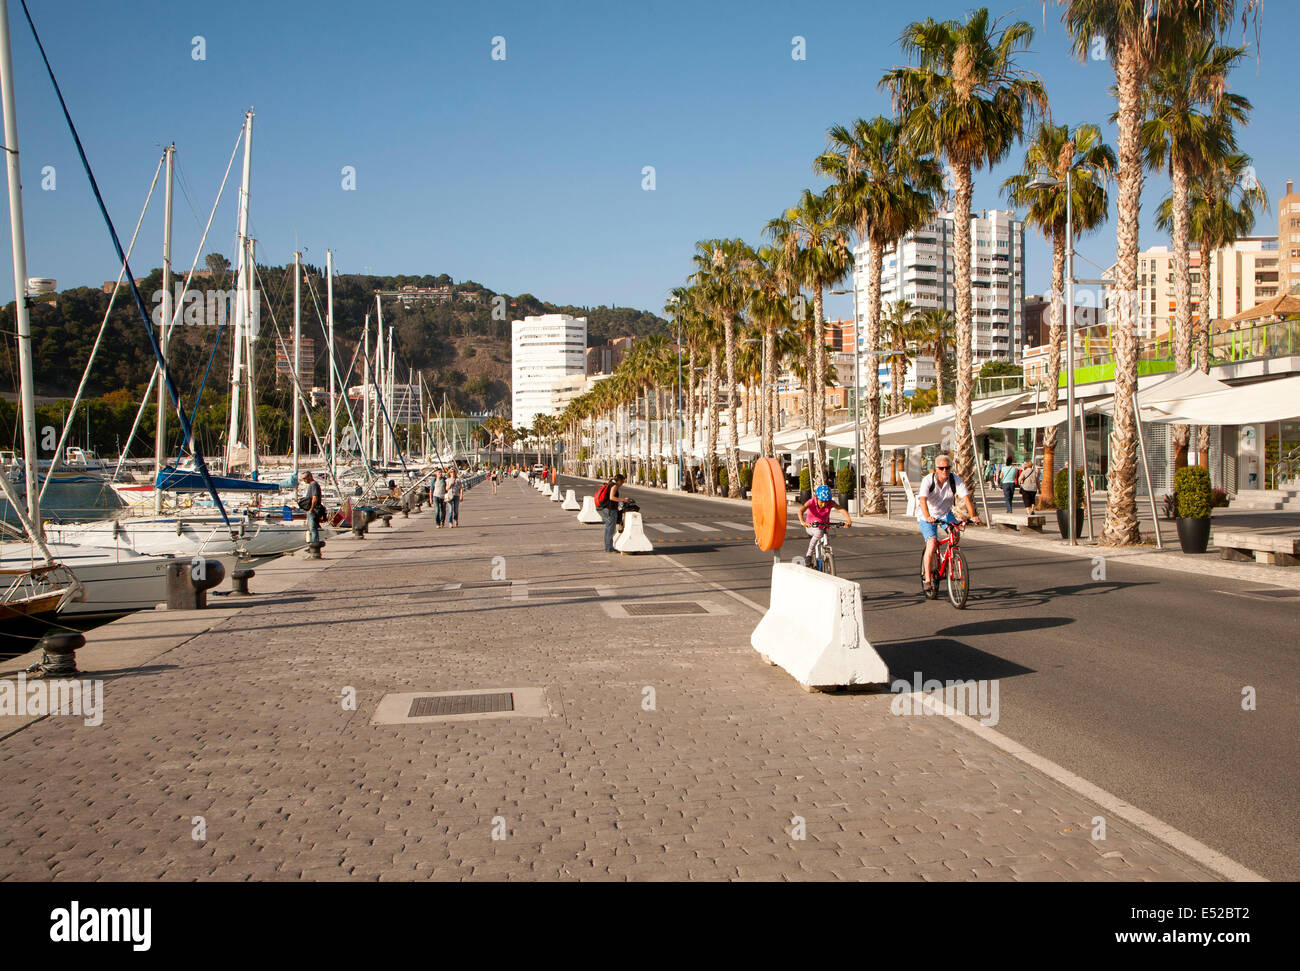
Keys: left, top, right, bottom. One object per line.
{"left": 0, "top": 477, "right": 1220, "bottom": 881}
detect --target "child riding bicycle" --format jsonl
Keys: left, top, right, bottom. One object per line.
{"left": 798, "top": 484, "right": 852, "bottom": 563}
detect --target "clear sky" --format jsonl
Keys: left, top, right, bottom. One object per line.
{"left": 1, "top": 0, "right": 1293, "bottom": 324}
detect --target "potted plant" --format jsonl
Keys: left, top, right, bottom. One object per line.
{"left": 718, "top": 467, "right": 728, "bottom": 492}
{"left": 1053, "top": 468, "right": 1085, "bottom": 539}
{"left": 1161, "top": 493, "right": 1177, "bottom": 521}
{"left": 739, "top": 465, "right": 753, "bottom": 498}
{"left": 836, "top": 464, "right": 855, "bottom": 509}
{"left": 1174, "top": 465, "right": 1212, "bottom": 554}
{"left": 798, "top": 466, "right": 811, "bottom": 504}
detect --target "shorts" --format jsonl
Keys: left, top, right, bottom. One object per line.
{"left": 918, "top": 510, "right": 960, "bottom": 541}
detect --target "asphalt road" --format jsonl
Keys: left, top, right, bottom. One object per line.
{"left": 561, "top": 474, "right": 1300, "bottom": 881}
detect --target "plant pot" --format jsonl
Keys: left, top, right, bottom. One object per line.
{"left": 1055, "top": 508, "right": 1084, "bottom": 539}
{"left": 1175, "top": 516, "right": 1211, "bottom": 554}
{"left": 832, "top": 491, "right": 845, "bottom": 509}
{"left": 798, "top": 490, "right": 811, "bottom": 504}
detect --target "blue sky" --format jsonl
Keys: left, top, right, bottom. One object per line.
{"left": 2, "top": 0, "right": 1293, "bottom": 323}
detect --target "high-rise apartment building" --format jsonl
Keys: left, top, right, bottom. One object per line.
{"left": 851, "top": 208, "right": 1026, "bottom": 392}
{"left": 511, "top": 313, "right": 587, "bottom": 428}
{"left": 274, "top": 335, "right": 315, "bottom": 388}
{"left": 1278, "top": 180, "right": 1300, "bottom": 295}
{"left": 1106, "top": 237, "right": 1279, "bottom": 338}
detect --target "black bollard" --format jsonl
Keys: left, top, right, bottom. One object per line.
{"left": 31, "top": 631, "right": 85, "bottom": 677}
{"left": 307, "top": 541, "right": 325, "bottom": 560}
{"left": 232, "top": 568, "right": 255, "bottom": 596}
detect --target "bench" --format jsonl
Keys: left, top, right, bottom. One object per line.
{"left": 1214, "top": 527, "right": 1300, "bottom": 566}
{"left": 992, "top": 512, "right": 1046, "bottom": 532}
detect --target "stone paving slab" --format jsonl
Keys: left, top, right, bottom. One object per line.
{"left": 0, "top": 476, "right": 1221, "bottom": 881}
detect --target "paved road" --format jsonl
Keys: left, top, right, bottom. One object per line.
{"left": 566, "top": 475, "right": 1300, "bottom": 881}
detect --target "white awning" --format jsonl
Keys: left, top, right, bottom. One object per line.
{"left": 821, "top": 394, "right": 1031, "bottom": 449}
{"left": 1142, "top": 375, "right": 1300, "bottom": 425}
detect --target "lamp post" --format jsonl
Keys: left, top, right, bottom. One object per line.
{"left": 830, "top": 286, "right": 862, "bottom": 516}
{"left": 1028, "top": 171, "right": 1078, "bottom": 545}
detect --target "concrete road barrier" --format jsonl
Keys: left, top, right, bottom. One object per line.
{"left": 577, "top": 496, "right": 602, "bottom": 524}
{"left": 550, "top": 484, "right": 562, "bottom": 501}
{"left": 562, "top": 489, "right": 580, "bottom": 510}
{"left": 750, "top": 563, "right": 888, "bottom": 690}
{"left": 614, "top": 511, "right": 655, "bottom": 553}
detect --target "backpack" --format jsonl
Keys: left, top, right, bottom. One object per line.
{"left": 595, "top": 480, "right": 615, "bottom": 509}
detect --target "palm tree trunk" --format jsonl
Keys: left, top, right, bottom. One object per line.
{"left": 687, "top": 346, "right": 697, "bottom": 455}
{"left": 724, "top": 314, "right": 742, "bottom": 498}
{"left": 1171, "top": 158, "right": 1193, "bottom": 469}
{"left": 1101, "top": 39, "right": 1144, "bottom": 547}
{"left": 1197, "top": 239, "right": 1213, "bottom": 468}
{"left": 863, "top": 239, "right": 885, "bottom": 513}
{"left": 1041, "top": 228, "right": 1066, "bottom": 508}
{"left": 706, "top": 348, "right": 719, "bottom": 496}
{"left": 813, "top": 288, "right": 828, "bottom": 488}
{"left": 762, "top": 323, "right": 775, "bottom": 456}
{"left": 643, "top": 389, "right": 651, "bottom": 486}
{"left": 952, "top": 163, "right": 976, "bottom": 480}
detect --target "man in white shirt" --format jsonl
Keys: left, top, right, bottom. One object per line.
{"left": 917, "top": 453, "right": 980, "bottom": 593}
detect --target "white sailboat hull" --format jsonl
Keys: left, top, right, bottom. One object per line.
{"left": 46, "top": 516, "right": 312, "bottom": 561}
{"left": 0, "top": 543, "right": 187, "bottom": 617}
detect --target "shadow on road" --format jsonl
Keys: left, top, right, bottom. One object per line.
{"left": 936, "top": 616, "right": 1074, "bottom": 638}
{"left": 874, "top": 637, "right": 1036, "bottom": 683}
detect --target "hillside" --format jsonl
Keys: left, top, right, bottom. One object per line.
{"left": 0, "top": 262, "right": 671, "bottom": 416}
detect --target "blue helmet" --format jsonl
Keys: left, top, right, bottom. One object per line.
{"left": 815, "top": 485, "right": 832, "bottom": 502}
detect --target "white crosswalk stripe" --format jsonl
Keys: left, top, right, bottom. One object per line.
{"left": 645, "top": 522, "right": 682, "bottom": 533}
{"left": 678, "top": 522, "right": 721, "bottom": 533}
{"left": 713, "top": 521, "right": 751, "bottom": 531}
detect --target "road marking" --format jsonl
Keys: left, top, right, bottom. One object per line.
{"left": 660, "top": 556, "right": 1263, "bottom": 882}
{"left": 713, "top": 521, "right": 752, "bottom": 531}
{"left": 645, "top": 522, "right": 682, "bottom": 534}
{"left": 679, "top": 522, "right": 721, "bottom": 533}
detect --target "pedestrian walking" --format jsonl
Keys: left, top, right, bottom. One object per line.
{"left": 1000, "top": 454, "right": 1019, "bottom": 514}
{"left": 596, "top": 473, "right": 624, "bottom": 552}
{"left": 491, "top": 468, "right": 499, "bottom": 495}
{"left": 447, "top": 468, "right": 462, "bottom": 526}
{"left": 302, "top": 471, "right": 322, "bottom": 544}
{"left": 432, "top": 468, "right": 447, "bottom": 527}
{"left": 1019, "top": 459, "right": 1040, "bottom": 511}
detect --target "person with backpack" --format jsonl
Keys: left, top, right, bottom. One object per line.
{"left": 596, "top": 473, "right": 625, "bottom": 552}
{"left": 1000, "top": 454, "right": 1019, "bottom": 513}
{"left": 302, "top": 471, "right": 323, "bottom": 544}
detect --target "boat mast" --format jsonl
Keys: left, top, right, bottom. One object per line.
{"left": 0, "top": 0, "right": 39, "bottom": 533}
{"left": 374, "top": 294, "right": 385, "bottom": 465}
{"left": 226, "top": 109, "right": 253, "bottom": 470}
{"left": 245, "top": 237, "right": 258, "bottom": 476}
{"left": 326, "top": 249, "right": 335, "bottom": 478}
{"left": 154, "top": 143, "right": 174, "bottom": 514}
{"left": 362, "top": 313, "right": 371, "bottom": 466}
{"left": 292, "top": 250, "right": 301, "bottom": 475}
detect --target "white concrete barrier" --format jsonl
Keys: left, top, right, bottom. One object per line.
{"left": 577, "top": 496, "right": 603, "bottom": 524}
{"left": 550, "top": 484, "right": 562, "bottom": 501}
{"left": 614, "top": 511, "right": 655, "bottom": 553}
{"left": 562, "top": 488, "right": 580, "bottom": 510}
{"left": 750, "top": 563, "right": 888, "bottom": 690}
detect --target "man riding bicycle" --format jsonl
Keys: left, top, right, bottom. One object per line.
{"left": 798, "top": 484, "right": 851, "bottom": 564}
{"left": 918, "top": 453, "right": 980, "bottom": 593}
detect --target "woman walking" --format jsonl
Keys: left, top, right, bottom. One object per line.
{"left": 447, "top": 468, "right": 462, "bottom": 527}
{"left": 1019, "top": 459, "right": 1040, "bottom": 511}
{"left": 431, "top": 469, "right": 447, "bottom": 527}
{"left": 1000, "top": 455, "right": 1018, "bottom": 514}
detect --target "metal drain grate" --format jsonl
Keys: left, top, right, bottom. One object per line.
{"left": 529, "top": 587, "right": 601, "bottom": 598}
{"left": 622, "top": 602, "right": 709, "bottom": 616}
{"left": 407, "top": 693, "right": 514, "bottom": 717}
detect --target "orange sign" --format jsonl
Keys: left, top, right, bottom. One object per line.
{"left": 751, "top": 457, "right": 787, "bottom": 551}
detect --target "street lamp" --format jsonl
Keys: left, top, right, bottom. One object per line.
{"left": 1028, "top": 172, "right": 1078, "bottom": 545}
{"left": 829, "top": 286, "right": 862, "bottom": 515}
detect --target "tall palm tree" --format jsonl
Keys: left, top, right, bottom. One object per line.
{"left": 913, "top": 308, "right": 954, "bottom": 407}
{"left": 881, "top": 300, "right": 917, "bottom": 415}
{"left": 1143, "top": 37, "right": 1250, "bottom": 468}
{"left": 1063, "top": 0, "right": 1248, "bottom": 546}
{"left": 692, "top": 238, "right": 756, "bottom": 497}
{"left": 1004, "top": 121, "right": 1115, "bottom": 506}
{"left": 815, "top": 115, "right": 943, "bottom": 513}
{"left": 1157, "top": 151, "right": 1268, "bottom": 465}
{"left": 883, "top": 8, "right": 1046, "bottom": 483}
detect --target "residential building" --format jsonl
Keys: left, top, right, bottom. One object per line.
{"left": 585, "top": 337, "right": 634, "bottom": 376}
{"left": 851, "top": 207, "right": 1027, "bottom": 382}
{"left": 274, "top": 335, "right": 315, "bottom": 388}
{"left": 1106, "top": 237, "right": 1280, "bottom": 339}
{"left": 824, "top": 319, "right": 855, "bottom": 354}
{"left": 346, "top": 382, "right": 421, "bottom": 425}
{"left": 511, "top": 313, "right": 587, "bottom": 428}
{"left": 550, "top": 372, "right": 611, "bottom": 414}
{"left": 1278, "top": 180, "right": 1300, "bottom": 295}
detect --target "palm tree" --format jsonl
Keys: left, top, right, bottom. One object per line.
{"left": 815, "top": 115, "right": 943, "bottom": 513}
{"left": 883, "top": 9, "right": 1046, "bottom": 483}
{"left": 692, "top": 239, "right": 756, "bottom": 497}
{"left": 1157, "top": 151, "right": 1268, "bottom": 465}
{"left": 1063, "top": 0, "right": 1248, "bottom": 546}
{"left": 1142, "top": 37, "right": 1249, "bottom": 468}
{"left": 881, "top": 300, "right": 917, "bottom": 415}
{"left": 913, "top": 308, "right": 955, "bottom": 407}
{"left": 1003, "top": 121, "right": 1115, "bottom": 506}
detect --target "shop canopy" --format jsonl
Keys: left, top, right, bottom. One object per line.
{"left": 990, "top": 370, "right": 1234, "bottom": 430}
{"left": 821, "top": 394, "right": 1031, "bottom": 449}
{"left": 1141, "top": 375, "right": 1300, "bottom": 425}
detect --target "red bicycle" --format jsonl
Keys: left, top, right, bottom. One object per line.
{"left": 921, "top": 519, "right": 970, "bottom": 609}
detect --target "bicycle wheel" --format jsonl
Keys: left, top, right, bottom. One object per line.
{"left": 920, "top": 548, "right": 938, "bottom": 599}
{"left": 823, "top": 547, "right": 836, "bottom": 577}
{"left": 947, "top": 549, "right": 969, "bottom": 609}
